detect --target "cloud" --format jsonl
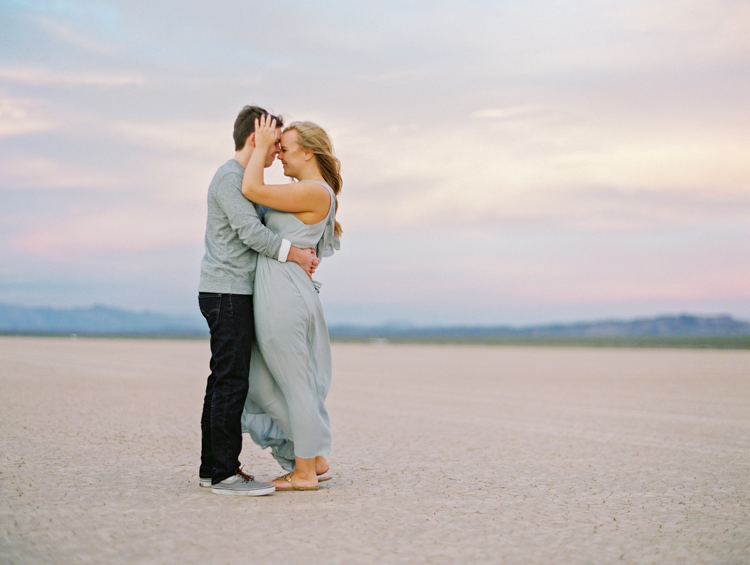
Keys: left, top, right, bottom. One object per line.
{"left": 2, "top": 0, "right": 750, "bottom": 324}
{"left": 335, "top": 106, "right": 750, "bottom": 231}
{"left": 109, "top": 120, "right": 228, "bottom": 157}
{"left": 493, "top": 186, "right": 750, "bottom": 233}
{"left": 0, "top": 154, "right": 116, "bottom": 189}
{"left": 7, "top": 204, "right": 203, "bottom": 256}
{"left": 610, "top": 0, "right": 750, "bottom": 64}
{"left": 470, "top": 106, "right": 544, "bottom": 120}
{"left": 0, "top": 67, "right": 145, "bottom": 87}
{"left": 34, "top": 16, "right": 114, "bottom": 54}
{"left": 319, "top": 218, "right": 750, "bottom": 326}
{"left": 0, "top": 92, "right": 55, "bottom": 137}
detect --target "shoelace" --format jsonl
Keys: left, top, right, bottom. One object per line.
{"left": 236, "top": 468, "right": 254, "bottom": 482}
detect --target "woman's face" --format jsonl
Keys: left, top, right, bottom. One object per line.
{"left": 278, "top": 129, "right": 307, "bottom": 178}
{"left": 263, "top": 127, "right": 282, "bottom": 168}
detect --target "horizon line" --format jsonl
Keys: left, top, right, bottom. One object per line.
{"left": 1, "top": 302, "right": 748, "bottom": 328}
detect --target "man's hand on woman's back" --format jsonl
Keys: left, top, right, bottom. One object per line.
{"left": 288, "top": 246, "right": 319, "bottom": 277}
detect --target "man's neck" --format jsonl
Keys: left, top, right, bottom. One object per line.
{"left": 234, "top": 148, "right": 252, "bottom": 168}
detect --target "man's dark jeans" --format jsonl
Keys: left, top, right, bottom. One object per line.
{"left": 198, "top": 293, "right": 254, "bottom": 484}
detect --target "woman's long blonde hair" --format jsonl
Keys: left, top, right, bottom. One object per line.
{"left": 284, "top": 121, "right": 342, "bottom": 237}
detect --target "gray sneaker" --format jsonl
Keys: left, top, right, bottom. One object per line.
{"left": 211, "top": 470, "right": 275, "bottom": 496}
{"left": 199, "top": 477, "right": 212, "bottom": 488}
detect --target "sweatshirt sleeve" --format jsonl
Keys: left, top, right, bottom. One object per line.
{"left": 215, "top": 171, "right": 282, "bottom": 260}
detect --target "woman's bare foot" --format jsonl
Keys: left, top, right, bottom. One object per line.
{"left": 315, "top": 456, "right": 329, "bottom": 476}
{"left": 271, "top": 456, "right": 319, "bottom": 490}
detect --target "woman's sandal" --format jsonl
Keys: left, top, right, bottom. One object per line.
{"left": 272, "top": 473, "right": 331, "bottom": 483}
{"left": 273, "top": 472, "right": 319, "bottom": 491}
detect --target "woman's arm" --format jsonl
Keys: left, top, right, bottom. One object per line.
{"left": 242, "top": 116, "right": 329, "bottom": 215}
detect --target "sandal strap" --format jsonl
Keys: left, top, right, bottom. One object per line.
{"left": 273, "top": 472, "right": 294, "bottom": 483}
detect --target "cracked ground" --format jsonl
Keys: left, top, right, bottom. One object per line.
{"left": 1, "top": 337, "right": 748, "bottom": 564}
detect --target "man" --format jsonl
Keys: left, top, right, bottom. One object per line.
{"left": 197, "top": 105, "right": 318, "bottom": 496}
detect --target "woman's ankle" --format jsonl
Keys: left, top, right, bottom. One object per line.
{"left": 294, "top": 457, "right": 318, "bottom": 480}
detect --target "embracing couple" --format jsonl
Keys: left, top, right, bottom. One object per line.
{"left": 197, "top": 105, "right": 341, "bottom": 495}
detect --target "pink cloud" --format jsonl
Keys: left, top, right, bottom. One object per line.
{"left": 8, "top": 207, "right": 203, "bottom": 256}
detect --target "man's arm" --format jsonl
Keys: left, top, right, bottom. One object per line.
{"left": 217, "top": 173, "right": 319, "bottom": 274}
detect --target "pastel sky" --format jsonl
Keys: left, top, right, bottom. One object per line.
{"left": 1, "top": 0, "right": 749, "bottom": 326}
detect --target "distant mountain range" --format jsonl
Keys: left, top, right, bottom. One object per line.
{"left": 330, "top": 314, "right": 750, "bottom": 339}
{"left": 0, "top": 304, "right": 207, "bottom": 336}
{"left": 0, "top": 304, "right": 748, "bottom": 339}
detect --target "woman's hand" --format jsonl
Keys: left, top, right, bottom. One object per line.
{"left": 253, "top": 115, "right": 278, "bottom": 150}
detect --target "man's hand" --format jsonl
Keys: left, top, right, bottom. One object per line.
{"left": 287, "top": 246, "right": 319, "bottom": 278}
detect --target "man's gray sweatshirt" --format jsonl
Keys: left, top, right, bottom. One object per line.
{"left": 198, "top": 159, "right": 282, "bottom": 295}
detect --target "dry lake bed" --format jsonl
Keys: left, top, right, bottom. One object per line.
{"left": 1, "top": 336, "right": 748, "bottom": 564}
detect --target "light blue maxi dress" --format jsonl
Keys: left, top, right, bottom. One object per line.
{"left": 240, "top": 181, "right": 339, "bottom": 472}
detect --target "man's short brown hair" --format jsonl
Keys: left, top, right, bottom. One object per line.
{"left": 233, "top": 105, "right": 284, "bottom": 151}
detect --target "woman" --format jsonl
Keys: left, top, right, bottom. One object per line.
{"left": 239, "top": 115, "right": 341, "bottom": 491}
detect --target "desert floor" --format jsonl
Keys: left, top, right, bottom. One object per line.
{"left": 1, "top": 336, "right": 749, "bottom": 564}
